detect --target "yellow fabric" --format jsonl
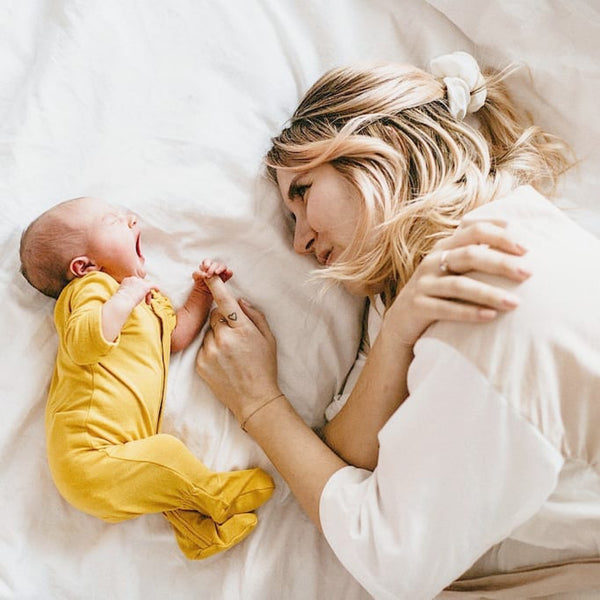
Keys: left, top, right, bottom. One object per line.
{"left": 46, "top": 271, "right": 274, "bottom": 559}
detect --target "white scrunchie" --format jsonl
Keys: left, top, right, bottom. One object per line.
{"left": 429, "top": 51, "right": 487, "bottom": 120}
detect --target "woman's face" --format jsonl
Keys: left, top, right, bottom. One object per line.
{"left": 277, "top": 163, "right": 362, "bottom": 270}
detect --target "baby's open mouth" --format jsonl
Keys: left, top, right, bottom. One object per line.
{"left": 136, "top": 233, "right": 144, "bottom": 260}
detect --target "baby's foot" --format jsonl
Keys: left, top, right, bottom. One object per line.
{"left": 168, "top": 510, "right": 258, "bottom": 560}
{"left": 208, "top": 467, "right": 275, "bottom": 523}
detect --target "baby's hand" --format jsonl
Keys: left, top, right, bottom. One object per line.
{"left": 115, "top": 276, "right": 159, "bottom": 307}
{"left": 192, "top": 259, "right": 233, "bottom": 295}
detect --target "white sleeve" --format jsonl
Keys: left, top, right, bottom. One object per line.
{"left": 319, "top": 338, "right": 564, "bottom": 600}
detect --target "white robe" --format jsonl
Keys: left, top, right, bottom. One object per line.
{"left": 319, "top": 187, "right": 600, "bottom": 599}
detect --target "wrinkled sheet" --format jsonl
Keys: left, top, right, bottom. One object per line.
{"left": 1, "top": 1, "right": 598, "bottom": 598}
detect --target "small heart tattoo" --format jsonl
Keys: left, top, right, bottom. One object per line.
{"left": 227, "top": 312, "right": 238, "bottom": 322}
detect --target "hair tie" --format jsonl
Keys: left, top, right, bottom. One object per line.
{"left": 429, "top": 51, "right": 487, "bottom": 120}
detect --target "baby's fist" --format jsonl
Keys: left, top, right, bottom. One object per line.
{"left": 116, "top": 276, "right": 159, "bottom": 306}
{"left": 192, "top": 259, "right": 233, "bottom": 294}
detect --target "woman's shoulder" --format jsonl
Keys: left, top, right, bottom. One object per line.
{"left": 430, "top": 183, "right": 600, "bottom": 350}
{"left": 422, "top": 187, "right": 600, "bottom": 447}
{"left": 465, "top": 185, "right": 599, "bottom": 251}
{"left": 465, "top": 185, "right": 561, "bottom": 223}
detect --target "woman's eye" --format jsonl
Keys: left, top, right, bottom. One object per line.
{"left": 291, "top": 184, "right": 310, "bottom": 200}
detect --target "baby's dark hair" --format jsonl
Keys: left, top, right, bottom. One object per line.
{"left": 19, "top": 199, "right": 87, "bottom": 299}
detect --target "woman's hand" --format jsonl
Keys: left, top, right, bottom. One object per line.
{"left": 195, "top": 276, "right": 281, "bottom": 425}
{"left": 386, "top": 220, "right": 531, "bottom": 346}
{"left": 196, "top": 277, "right": 347, "bottom": 529}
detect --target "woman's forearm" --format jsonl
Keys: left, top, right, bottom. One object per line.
{"left": 243, "top": 395, "right": 347, "bottom": 530}
{"left": 322, "top": 326, "right": 413, "bottom": 470}
{"left": 193, "top": 277, "right": 350, "bottom": 527}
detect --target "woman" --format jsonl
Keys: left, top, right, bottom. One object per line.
{"left": 196, "top": 53, "right": 600, "bottom": 598}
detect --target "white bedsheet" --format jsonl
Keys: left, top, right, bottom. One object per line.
{"left": 1, "top": 1, "right": 598, "bottom": 599}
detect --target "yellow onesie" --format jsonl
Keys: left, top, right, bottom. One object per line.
{"left": 46, "top": 271, "right": 274, "bottom": 559}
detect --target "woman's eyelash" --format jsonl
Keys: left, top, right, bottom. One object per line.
{"left": 290, "top": 184, "right": 310, "bottom": 199}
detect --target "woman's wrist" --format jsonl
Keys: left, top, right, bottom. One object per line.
{"left": 381, "top": 308, "right": 421, "bottom": 349}
{"left": 238, "top": 391, "right": 346, "bottom": 530}
{"left": 240, "top": 391, "right": 285, "bottom": 431}
{"left": 240, "top": 392, "right": 290, "bottom": 435}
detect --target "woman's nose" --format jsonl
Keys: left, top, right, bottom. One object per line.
{"left": 293, "top": 219, "right": 316, "bottom": 255}
{"left": 127, "top": 214, "right": 138, "bottom": 228}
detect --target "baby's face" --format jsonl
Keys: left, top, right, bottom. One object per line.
{"left": 70, "top": 197, "right": 146, "bottom": 282}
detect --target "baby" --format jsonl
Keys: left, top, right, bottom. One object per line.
{"left": 19, "top": 196, "right": 274, "bottom": 560}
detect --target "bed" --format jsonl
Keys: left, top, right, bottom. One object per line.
{"left": 1, "top": 1, "right": 598, "bottom": 598}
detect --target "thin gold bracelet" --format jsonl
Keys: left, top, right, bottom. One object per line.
{"left": 240, "top": 393, "right": 284, "bottom": 432}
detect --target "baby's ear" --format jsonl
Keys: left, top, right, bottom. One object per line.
{"left": 69, "top": 256, "right": 99, "bottom": 278}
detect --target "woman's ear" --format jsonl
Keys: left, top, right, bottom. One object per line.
{"left": 69, "top": 256, "right": 99, "bottom": 278}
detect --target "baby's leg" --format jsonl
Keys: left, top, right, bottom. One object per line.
{"left": 66, "top": 433, "right": 274, "bottom": 558}
{"left": 94, "top": 433, "right": 274, "bottom": 523}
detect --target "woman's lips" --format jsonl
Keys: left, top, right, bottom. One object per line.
{"left": 317, "top": 249, "right": 332, "bottom": 265}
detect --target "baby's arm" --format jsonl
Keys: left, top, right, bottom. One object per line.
{"left": 170, "top": 259, "right": 233, "bottom": 353}
{"left": 101, "top": 277, "right": 158, "bottom": 342}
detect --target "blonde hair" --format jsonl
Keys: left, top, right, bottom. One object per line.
{"left": 266, "top": 62, "right": 571, "bottom": 302}
{"left": 20, "top": 198, "right": 88, "bottom": 298}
